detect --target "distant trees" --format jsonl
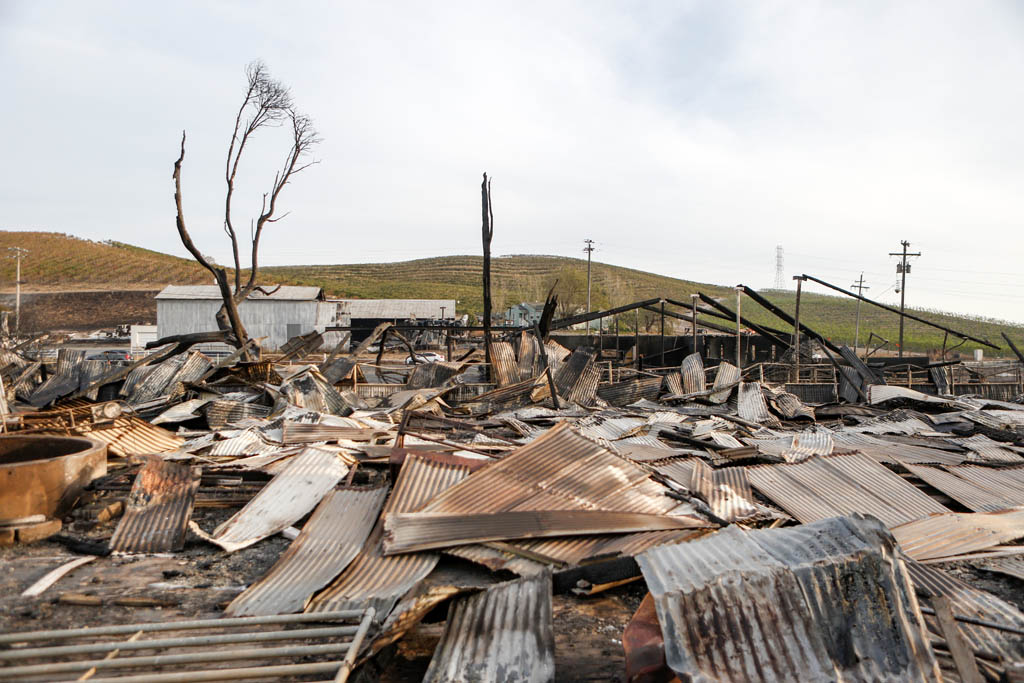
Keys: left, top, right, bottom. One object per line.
{"left": 172, "top": 60, "right": 320, "bottom": 356}
{"left": 546, "top": 264, "right": 608, "bottom": 319}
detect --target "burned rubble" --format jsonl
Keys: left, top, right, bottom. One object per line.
{"left": 1, "top": 315, "right": 1023, "bottom": 682}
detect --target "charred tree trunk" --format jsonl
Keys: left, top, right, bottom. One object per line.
{"left": 481, "top": 173, "right": 494, "bottom": 381}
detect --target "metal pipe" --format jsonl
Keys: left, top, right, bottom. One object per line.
{"left": 1, "top": 626, "right": 358, "bottom": 661}
{"left": 0, "top": 611, "right": 365, "bottom": 644}
{"left": 793, "top": 276, "right": 803, "bottom": 382}
{"left": 0, "top": 643, "right": 356, "bottom": 678}
{"left": 734, "top": 287, "right": 742, "bottom": 370}
{"left": 334, "top": 606, "right": 375, "bottom": 683}
{"left": 86, "top": 661, "right": 351, "bottom": 683}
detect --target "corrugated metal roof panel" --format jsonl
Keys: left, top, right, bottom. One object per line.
{"left": 29, "top": 348, "right": 85, "bottom": 407}
{"left": 203, "top": 400, "right": 272, "bottom": 430}
{"left": 423, "top": 572, "right": 554, "bottom": 683}
{"left": 679, "top": 353, "right": 705, "bottom": 394}
{"left": 891, "top": 508, "right": 1024, "bottom": 561}
{"left": 689, "top": 459, "right": 757, "bottom": 522}
{"left": 382, "top": 510, "right": 707, "bottom": 554}
{"left": 907, "top": 561, "right": 1024, "bottom": 667}
{"left": 109, "top": 457, "right": 201, "bottom": 553}
{"left": 190, "top": 447, "right": 349, "bottom": 552}
{"left": 71, "top": 415, "right": 184, "bottom": 457}
{"left": 708, "top": 361, "right": 739, "bottom": 404}
{"left": 444, "top": 544, "right": 549, "bottom": 576}
{"left": 976, "top": 555, "right": 1024, "bottom": 581}
{"left": 226, "top": 485, "right": 387, "bottom": 616}
{"left": 596, "top": 376, "right": 663, "bottom": 407}
{"left": 747, "top": 454, "right": 949, "bottom": 527}
{"left": 737, "top": 382, "right": 781, "bottom": 427}
{"left": 489, "top": 341, "right": 522, "bottom": 387}
{"left": 950, "top": 434, "right": 1024, "bottom": 464}
{"left": 902, "top": 463, "right": 1022, "bottom": 512}
{"left": 307, "top": 456, "right": 471, "bottom": 618}
{"left": 336, "top": 298, "right": 455, "bottom": 319}
{"left": 406, "top": 361, "right": 465, "bottom": 390}
{"left": 638, "top": 515, "right": 941, "bottom": 682}
{"left": 157, "top": 285, "right": 324, "bottom": 301}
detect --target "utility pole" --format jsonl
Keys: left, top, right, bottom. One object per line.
{"left": 690, "top": 293, "right": 699, "bottom": 356}
{"left": 889, "top": 240, "right": 920, "bottom": 358}
{"left": 8, "top": 247, "right": 28, "bottom": 335}
{"left": 850, "top": 273, "right": 869, "bottom": 355}
{"left": 735, "top": 287, "right": 742, "bottom": 371}
{"left": 792, "top": 275, "right": 806, "bottom": 382}
{"left": 583, "top": 239, "right": 595, "bottom": 335}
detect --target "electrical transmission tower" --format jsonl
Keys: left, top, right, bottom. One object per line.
{"left": 889, "top": 240, "right": 921, "bottom": 358}
{"left": 774, "top": 245, "right": 785, "bottom": 289}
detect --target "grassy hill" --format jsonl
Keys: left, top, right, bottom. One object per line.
{"left": 2, "top": 231, "right": 1022, "bottom": 355}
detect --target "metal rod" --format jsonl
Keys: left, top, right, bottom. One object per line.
{"left": 86, "top": 661, "right": 351, "bottom": 683}
{"left": 919, "top": 606, "right": 1024, "bottom": 637}
{"left": 660, "top": 300, "right": 666, "bottom": 366}
{"left": 1, "top": 626, "right": 358, "bottom": 661}
{"left": 792, "top": 276, "right": 803, "bottom": 382}
{"left": 734, "top": 287, "right": 742, "bottom": 370}
{"left": 0, "top": 643, "right": 356, "bottom": 678}
{"left": 334, "top": 606, "right": 375, "bottom": 683}
{"left": 691, "top": 294, "right": 698, "bottom": 357}
{"left": 0, "top": 611, "right": 365, "bottom": 644}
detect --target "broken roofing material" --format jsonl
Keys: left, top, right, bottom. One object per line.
{"left": 108, "top": 456, "right": 200, "bottom": 553}
{"left": 190, "top": 447, "right": 349, "bottom": 552}
{"left": 638, "top": 515, "right": 942, "bottom": 682}
{"left": 423, "top": 571, "right": 555, "bottom": 683}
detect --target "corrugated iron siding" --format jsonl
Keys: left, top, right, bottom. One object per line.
{"left": 679, "top": 353, "right": 705, "bottom": 394}
{"left": 891, "top": 508, "right": 1024, "bottom": 561}
{"left": 737, "top": 382, "right": 781, "bottom": 426}
{"left": 226, "top": 485, "right": 388, "bottom": 616}
{"left": 708, "top": 362, "right": 739, "bottom": 404}
{"left": 109, "top": 457, "right": 201, "bottom": 553}
{"left": 423, "top": 572, "right": 554, "bottom": 683}
{"left": 72, "top": 415, "right": 184, "bottom": 456}
{"left": 596, "top": 376, "right": 663, "bottom": 407}
{"left": 902, "top": 463, "right": 1023, "bottom": 512}
{"left": 489, "top": 341, "right": 522, "bottom": 387}
{"left": 307, "top": 456, "right": 470, "bottom": 619}
{"left": 638, "top": 515, "right": 941, "bottom": 682}
{"left": 747, "top": 454, "right": 949, "bottom": 527}
{"left": 199, "top": 448, "right": 349, "bottom": 552}
{"left": 689, "top": 460, "right": 757, "bottom": 522}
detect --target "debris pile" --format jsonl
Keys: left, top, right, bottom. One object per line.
{"left": 1, "top": 328, "right": 1023, "bottom": 681}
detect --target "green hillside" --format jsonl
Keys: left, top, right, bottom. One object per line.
{"left": 1, "top": 231, "right": 1021, "bottom": 356}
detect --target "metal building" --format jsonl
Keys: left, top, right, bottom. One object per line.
{"left": 156, "top": 286, "right": 342, "bottom": 351}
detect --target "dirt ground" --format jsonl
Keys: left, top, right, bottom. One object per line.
{"left": 0, "top": 290, "right": 158, "bottom": 333}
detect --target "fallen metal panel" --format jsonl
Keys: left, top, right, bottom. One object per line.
{"left": 306, "top": 456, "right": 471, "bottom": 618}
{"left": 203, "top": 400, "right": 272, "bottom": 430}
{"left": 29, "top": 348, "right": 86, "bottom": 407}
{"left": 382, "top": 510, "right": 708, "bottom": 555}
{"left": 902, "top": 463, "right": 1023, "bottom": 512}
{"left": 191, "top": 448, "right": 349, "bottom": 552}
{"left": 406, "top": 361, "right": 464, "bottom": 390}
{"left": 976, "top": 555, "right": 1024, "bottom": 581}
{"left": 596, "top": 376, "right": 663, "bottom": 407}
{"left": 891, "top": 508, "right": 1024, "bottom": 561}
{"left": 444, "top": 544, "right": 549, "bottom": 576}
{"left": 280, "top": 368, "right": 359, "bottom": 416}
{"left": 679, "top": 352, "right": 705, "bottom": 394}
{"left": 707, "top": 361, "right": 739, "bottom": 404}
{"left": 747, "top": 454, "right": 949, "bottom": 527}
{"left": 423, "top": 572, "right": 554, "bottom": 683}
{"left": 552, "top": 348, "right": 596, "bottom": 402}
{"left": 419, "top": 422, "right": 695, "bottom": 517}
{"left": 767, "top": 390, "right": 816, "bottom": 420}
{"left": 489, "top": 341, "right": 522, "bottom": 387}
{"left": 71, "top": 415, "right": 184, "bottom": 457}
{"left": 689, "top": 459, "right": 756, "bottom": 522}
{"left": 563, "top": 362, "right": 600, "bottom": 406}
{"left": 226, "top": 485, "right": 388, "bottom": 616}
{"left": 638, "top": 515, "right": 940, "bottom": 683}
{"left": 868, "top": 384, "right": 974, "bottom": 408}
{"left": 950, "top": 434, "right": 1024, "bottom": 464}
{"left": 737, "top": 382, "right": 781, "bottom": 427}
{"left": 908, "top": 561, "right": 1024, "bottom": 668}
{"left": 109, "top": 457, "right": 201, "bottom": 553}
{"left": 517, "top": 331, "right": 540, "bottom": 379}
{"left": 282, "top": 422, "right": 386, "bottom": 444}
{"left": 125, "top": 354, "right": 186, "bottom": 405}
{"left": 832, "top": 430, "right": 966, "bottom": 466}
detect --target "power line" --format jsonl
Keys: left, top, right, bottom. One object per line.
{"left": 889, "top": 240, "right": 921, "bottom": 358}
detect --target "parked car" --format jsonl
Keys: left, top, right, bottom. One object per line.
{"left": 405, "top": 352, "right": 445, "bottom": 364}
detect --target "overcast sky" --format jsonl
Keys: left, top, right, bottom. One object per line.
{"left": 2, "top": 1, "right": 1023, "bottom": 321}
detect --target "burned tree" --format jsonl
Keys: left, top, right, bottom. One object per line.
{"left": 172, "top": 60, "right": 320, "bottom": 357}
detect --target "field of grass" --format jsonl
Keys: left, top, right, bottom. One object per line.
{"left": 2, "top": 231, "right": 1022, "bottom": 356}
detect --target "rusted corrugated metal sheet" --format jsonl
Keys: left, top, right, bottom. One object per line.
{"left": 553, "top": 348, "right": 596, "bottom": 404}
{"left": 71, "top": 415, "right": 184, "bottom": 456}
{"left": 282, "top": 421, "right": 385, "bottom": 444}
{"left": 767, "top": 390, "right": 815, "bottom": 421}
{"left": 908, "top": 561, "right": 1024, "bottom": 669}
{"left": 977, "top": 555, "right": 1024, "bottom": 581}
{"left": 708, "top": 361, "right": 739, "bottom": 404}
{"left": 382, "top": 510, "right": 708, "bottom": 554}
{"left": 124, "top": 353, "right": 186, "bottom": 405}
{"left": 423, "top": 572, "right": 554, "bottom": 683}
{"left": 689, "top": 460, "right": 756, "bottom": 522}
{"left": 208, "top": 428, "right": 284, "bottom": 457}
{"left": 679, "top": 353, "right": 705, "bottom": 394}
{"left": 489, "top": 341, "right": 522, "bottom": 387}
{"left": 444, "top": 544, "right": 549, "bottom": 576}
{"left": 307, "top": 456, "right": 470, "bottom": 619}
{"left": 203, "top": 400, "right": 272, "bottom": 430}
{"left": 663, "top": 372, "right": 683, "bottom": 396}
{"left": 747, "top": 454, "right": 949, "bottom": 527}
{"left": 109, "top": 457, "right": 201, "bottom": 553}
{"left": 418, "top": 422, "right": 697, "bottom": 518}
{"left": 737, "top": 382, "right": 781, "bottom": 427}
{"left": 638, "top": 515, "right": 941, "bottom": 682}
{"left": 406, "top": 361, "right": 464, "bottom": 390}
{"left": 226, "top": 484, "right": 387, "bottom": 616}
{"left": 460, "top": 376, "right": 545, "bottom": 413}
{"left": 596, "top": 376, "right": 663, "bottom": 407}
{"left": 517, "top": 331, "right": 540, "bottom": 379}
{"left": 747, "top": 429, "right": 834, "bottom": 463}
{"left": 891, "top": 508, "right": 1024, "bottom": 561}
{"left": 903, "top": 463, "right": 1024, "bottom": 512}
{"left": 190, "top": 447, "right": 349, "bottom": 552}
{"left": 831, "top": 431, "right": 966, "bottom": 466}
{"left": 280, "top": 367, "right": 359, "bottom": 416}
{"left": 950, "top": 434, "right": 1024, "bottom": 464}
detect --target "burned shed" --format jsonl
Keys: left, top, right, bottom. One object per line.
{"left": 337, "top": 298, "right": 456, "bottom": 342}
{"left": 156, "top": 285, "right": 341, "bottom": 351}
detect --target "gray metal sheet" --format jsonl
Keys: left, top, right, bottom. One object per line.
{"left": 679, "top": 352, "right": 705, "bottom": 394}
{"left": 689, "top": 459, "right": 757, "bottom": 522}
{"left": 489, "top": 341, "right": 522, "bottom": 387}
{"left": 902, "top": 463, "right": 1023, "bottom": 512}
{"left": 190, "top": 447, "right": 349, "bottom": 552}
{"left": 747, "top": 454, "right": 949, "bottom": 527}
{"left": 423, "top": 572, "right": 554, "bottom": 683}
{"left": 708, "top": 361, "right": 740, "bottom": 404}
{"left": 891, "top": 508, "right": 1024, "bottom": 561}
{"left": 638, "top": 515, "right": 941, "bottom": 682}
{"left": 596, "top": 376, "right": 663, "bottom": 407}
{"left": 226, "top": 485, "right": 387, "bottom": 616}
{"left": 737, "top": 382, "right": 781, "bottom": 427}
